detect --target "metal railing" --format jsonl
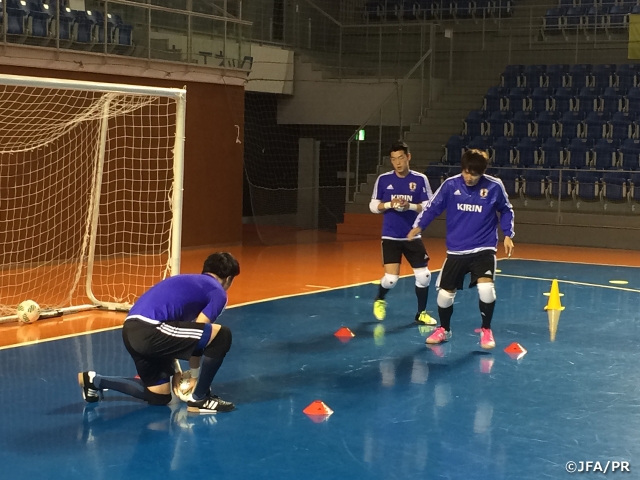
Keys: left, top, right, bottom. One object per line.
{"left": 1, "top": 0, "right": 253, "bottom": 70}
{"left": 345, "top": 23, "right": 436, "bottom": 204}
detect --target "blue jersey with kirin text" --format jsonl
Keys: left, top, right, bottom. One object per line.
{"left": 413, "top": 174, "right": 514, "bottom": 254}
{"left": 371, "top": 170, "right": 433, "bottom": 240}
{"left": 126, "top": 274, "right": 228, "bottom": 324}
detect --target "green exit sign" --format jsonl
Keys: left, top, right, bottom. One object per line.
{"left": 357, "top": 129, "right": 365, "bottom": 141}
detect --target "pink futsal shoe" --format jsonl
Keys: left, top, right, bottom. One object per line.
{"left": 479, "top": 328, "right": 496, "bottom": 349}
{"left": 426, "top": 326, "right": 452, "bottom": 345}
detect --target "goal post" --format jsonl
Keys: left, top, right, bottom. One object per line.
{"left": 0, "top": 74, "right": 186, "bottom": 323}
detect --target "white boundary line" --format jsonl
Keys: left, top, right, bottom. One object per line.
{"left": 496, "top": 273, "right": 640, "bottom": 294}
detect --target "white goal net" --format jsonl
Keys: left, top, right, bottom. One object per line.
{"left": 0, "top": 75, "right": 186, "bottom": 320}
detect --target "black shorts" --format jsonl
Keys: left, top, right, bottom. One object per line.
{"left": 122, "top": 319, "right": 209, "bottom": 386}
{"left": 436, "top": 250, "right": 496, "bottom": 291}
{"left": 381, "top": 238, "right": 429, "bottom": 268}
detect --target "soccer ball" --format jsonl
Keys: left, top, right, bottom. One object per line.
{"left": 172, "top": 371, "right": 195, "bottom": 402}
{"left": 17, "top": 300, "right": 40, "bottom": 324}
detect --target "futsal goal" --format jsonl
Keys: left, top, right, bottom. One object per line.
{"left": 0, "top": 74, "right": 186, "bottom": 323}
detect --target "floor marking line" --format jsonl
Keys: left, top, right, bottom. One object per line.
{"left": 496, "top": 273, "right": 640, "bottom": 293}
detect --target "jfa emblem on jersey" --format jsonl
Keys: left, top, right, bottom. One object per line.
{"left": 480, "top": 188, "right": 489, "bottom": 198}
{"left": 409, "top": 182, "right": 417, "bottom": 191}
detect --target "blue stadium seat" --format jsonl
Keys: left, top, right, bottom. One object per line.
{"left": 600, "top": 87, "right": 623, "bottom": 115}
{"left": 490, "top": 136, "right": 515, "bottom": 167}
{"left": 619, "top": 138, "right": 640, "bottom": 170}
{"left": 496, "top": 168, "right": 521, "bottom": 197}
{"left": 544, "top": 64, "right": 569, "bottom": 89}
{"left": 510, "top": 111, "right": 534, "bottom": 139}
{"left": 573, "top": 170, "right": 602, "bottom": 201}
{"left": 501, "top": 65, "right": 524, "bottom": 89}
{"left": 602, "top": 172, "right": 629, "bottom": 202}
{"left": 551, "top": 87, "right": 574, "bottom": 113}
{"left": 582, "top": 111, "right": 609, "bottom": 141}
{"left": 25, "top": 0, "right": 52, "bottom": 37}
{"left": 6, "top": 0, "right": 27, "bottom": 35}
{"left": 514, "top": 137, "right": 541, "bottom": 168}
{"left": 468, "top": 135, "right": 492, "bottom": 151}
{"left": 539, "top": 137, "right": 564, "bottom": 168}
{"left": 566, "top": 137, "right": 591, "bottom": 168}
{"left": 590, "top": 64, "right": 615, "bottom": 93}
{"left": 483, "top": 86, "right": 505, "bottom": 112}
{"left": 71, "top": 9, "right": 96, "bottom": 43}
{"left": 364, "top": 1, "right": 384, "bottom": 20}
{"left": 557, "top": 111, "right": 584, "bottom": 139}
{"left": 92, "top": 10, "right": 115, "bottom": 44}
{"left": 455, "top": 0, "right": 475, "bottom": 18}
{"left": 543, "top": 8, "right": 565, "bottom": 36}
{"left": 522, "top": 65, "right": 546, "bottom": 89}
{"left": 568, "top": 64, "right": 592, "bottom": 91}
{"left": 565, "top": 7, "right": 587, "bottom": 32}
{"left": 439, "top": 0, "right": 455, "bottom": 19}
{"left": 575, "top": 87, "right": 598, "bottom": 113}
{"left": 425, "top": 164, "right": 449, "bottom": 192}
{"left": 615, "top": 64, "right": 637, "bottom": 91}
{"left": 443, "top": 135, "right": 468, "bottom": 165}
{"left": 547, "top": 169, "right": 575, "bottom": 200}
{"left": 417, "top": 0, "right": 437, "bottom": 19}
{"left": 504, "top": 87, "right": 530, "bottom": 112}
{"left": 111, "top": 13, "right": 133, "bottom": 46}
{"left": 474, "top": 0, "right": 493, "bottom": 18}
{"left": 625, "top": 87, "right": 640, "bottom": 113}
{"left": 607, "top": 5, "right": 630, "bottom": 31}
{"left": 463, "top": 110, "right": 486, "bottom": 138}
{"left": 610, "top": 111, "right": 634, "bottom": 141}
{"left": 533, "top": 110, "right": 558, "bottom": 139}
{"left": 493, "top": 0, "right": 513, "bottom": 18}
{"left": 486, "top": 111, "right": 512, "bottom": 138}
{"left": 592, "top": 138, "right": 618, "bottom": 169}
{"left": 521, "top": 169, "right": 548, "bottom": 198}
{"left": 530, "top": 87, "right": 553, "bottom": 113}
{"left": 585, "top": 6, "right": 606, "bottom": 31}
{"left": 629, "top": 173, "right": 640, "bottom": 201}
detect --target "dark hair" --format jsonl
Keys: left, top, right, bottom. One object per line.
{"left": 389, "top": 141, "right": 410, "bottom": 156}
{"left": 460, "top": 149, "right": 489, "bottom": 175}
{"left": 202, "top": 252, "right": 240, "bottom": 278}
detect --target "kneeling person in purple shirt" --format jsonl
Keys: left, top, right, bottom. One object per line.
{"left": 78, "top": 252, "right": 240, "bottom": 414}
{"left": 408, "top": 149, "right": 515, "bottom": 349}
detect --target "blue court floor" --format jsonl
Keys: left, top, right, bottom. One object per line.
{"left": 1, "top": 259, "right": 640, "bottom": 479}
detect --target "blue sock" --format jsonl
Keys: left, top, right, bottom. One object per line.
{"left": 192, "top": 356, "right": 224, "bottom": 400}
{"left": 94, "top": 375, "right": 146, "bottom": 400}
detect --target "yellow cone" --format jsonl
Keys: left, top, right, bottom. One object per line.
{"left": 544, "top": 280, "right": 565, "bottom": 342}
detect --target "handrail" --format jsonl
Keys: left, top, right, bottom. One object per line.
{"left": 303, "top": 0, "right": 342, "bottom": 27}
{"left": 109, "top": 0, "right": 253, "bottom": 26}
{"left": 345, "top": 33, "right": 434, "bottom": 204}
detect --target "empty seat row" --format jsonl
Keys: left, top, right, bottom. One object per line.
{"left": 2, "top": 0, "right": 132, "bottom": 45}
{"left": 484, "top": 86, "right": 640, "bottom": 114}
{"left": 425, "top": 164, "right": 640, "bottom": 202}
{"left": 501, "top": 64, "right": 637, "bottom": 90}
{"left": 444, "top": 135, "right": 640, "bottom": 169}
{"left": 558, "top": 0, "right": 640, "bottom": 6}
{"left": 543, "top": 4, "right": 637, "bottom": 34}
{"left": 465, "top": 111, "right": 640, "bottom": 141}
{"left": 363, "top": 0, "right": 514, "bottom": 21}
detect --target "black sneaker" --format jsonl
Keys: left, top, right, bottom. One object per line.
{"left": 78, "top": 371, "right": 100, "bottom": 403}
{"left": 187, "top": 394, "right": 235, "bottom": 414}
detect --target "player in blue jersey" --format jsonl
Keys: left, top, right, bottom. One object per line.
{"left": 408, "top": 149, "right": 515, "bottom": 349}
{"left": 369, "top": 141, "right": 437, "bottom": 326}
{"left": 78, "top": 252, "right": 240, "bottom": 414}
